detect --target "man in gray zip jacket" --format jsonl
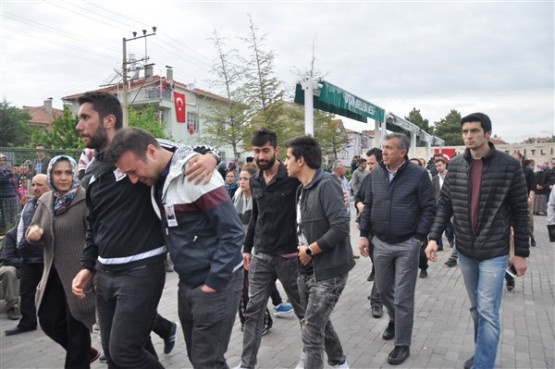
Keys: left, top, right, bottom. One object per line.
{"left": 284, "top": 135, "right": 354, "bottom": 369}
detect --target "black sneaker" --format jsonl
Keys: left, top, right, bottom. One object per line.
{"left": 445, "top": 258, "right": 457, "bottom": 268}
{"left": 464, "top": 356, "right": 474, "bottom": 369}
{"left": 531, "top": 238, "right": 536, "bottom": 247}
{"left": 382, "top": 321, "right": 395, "bottom": 340}
{"left": 419, "top": 269, "right": 428, "bottom": 279}
{"left": 506, "top": 279, "right": 515, "bottom": 292}
{"left": 164, "top": 321, "right": 179, "bottom": 354}
{"left": 367, "top": 270, "right": 375, "bottom": 282}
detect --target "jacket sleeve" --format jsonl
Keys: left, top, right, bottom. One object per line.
{"left": 354, "top": 174, "right": 370, "bottom": 207}
{"left": 194, "top": 185, "right": 244, "bottom": 291}
{"left": 315, "top": 179, "right": 350, "bottom": 252}
{"left": 359, "top": 173, "right": 374, "bottom": 239}
{"left": 1, "top": 228, "right": 21, "bottom": 268}
{"left": 80, "top": 194, "right": 99, "bottom": 271}
{"left": 415, "top": 169, "right": 436, "bottom": 240}
{"left": 510, "top": 165, "right": 530, "bottom": 258}
{"left": 429, "top": 171, "right": 454, "bottom": 241}
{"left": 243, "top": 178, "right": 258, "bottom": 254}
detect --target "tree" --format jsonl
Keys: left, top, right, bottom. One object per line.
{"left": 241, "top": 15, "right": 283, "bottom": 112}
{"left": 31, "top": 106, "right": 82, "bottom": 149}
{"left": 0, "top": 99, "right": 31, "bottom": 147}
{"left": 405, "top": 108, "right": 432, "bottom": 146}
{"left": 202, "top": 30, "right": 250, "bottom": 161}
{"left": 313, "top": 111, "right": 349, "bottom": 160}
{"left": 128, "top": 105, "right": 169, "bottom": 139}
{"left": 433, "top": 110, "right": 464, "bottom": 146}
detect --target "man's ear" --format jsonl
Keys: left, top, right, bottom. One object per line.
{"left": 275, "top": 145, "right": 280, "bottom": 156}
{"left": 485, "top": 130, "right": 492, "bottom": 140}
{"left": 103, "top": 114, "right": 116, "bottom": 130}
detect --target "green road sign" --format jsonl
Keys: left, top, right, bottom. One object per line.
{"left": 294, "top": 81, "right": 385, "bottom": 123}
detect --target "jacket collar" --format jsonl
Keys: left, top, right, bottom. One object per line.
{"left": 463, "top": 141, "right": 496, "bottom": 163}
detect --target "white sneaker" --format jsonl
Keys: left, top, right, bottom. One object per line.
{"left": 331, "top": 362, "right": 350, "bottom": 369}
{"left": 294, "top": 352, "right": 306, "bottom": 369}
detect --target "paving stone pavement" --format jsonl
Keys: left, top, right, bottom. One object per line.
{"left": 1, "top": 212, "right": 553, "bottom": 369}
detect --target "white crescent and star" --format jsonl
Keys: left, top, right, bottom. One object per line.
{"left": 176, "top": 97, "right": 184, "bottom": 112}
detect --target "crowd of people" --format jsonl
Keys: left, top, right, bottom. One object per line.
{"left": 1, "top": 98, "right": 555, "bottom": 369}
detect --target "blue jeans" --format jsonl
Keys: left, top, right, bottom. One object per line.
{"left": 178, "top": 269, "right": 243, "bottom": 369}
{"left": 96, "top": 262, "right": 166, "bottom": 369}
{"left": 240, "top": 252, "right": 304, "bottom": 369}
{"left": 458, "top": 253, "right": 508, "bottom": 369}
{"left": 298, "top": 273, "right": 348, "bottom": 369}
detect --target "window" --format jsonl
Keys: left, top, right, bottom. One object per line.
{"left": 187, "top": 112, "right": 199, "bottom": 131}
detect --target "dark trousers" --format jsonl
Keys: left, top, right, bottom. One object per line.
{"left": 38, "top": 268, "right": 91, "bottom": 369}
{"left": 153, "top": 312, "right": 173, "bottom": 339}
{"left": 239, "top": 269, "right": 273, "bottom": 331}
{"left": 19, "top": 262, "right": 43, "bottom": 330}
{"left": 96, "top": 262, "right": 166, "bottom": 369}
{"left": 178, "top": 269, "right": 243, "bottom": 369}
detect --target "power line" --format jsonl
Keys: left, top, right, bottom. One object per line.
{"left": 3, "top": 11, "right": 120, "bottom": 53}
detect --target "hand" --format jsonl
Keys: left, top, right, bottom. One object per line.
{"left": 359, "top": 237, "right": 369, "bottom": 257}
{"left": 72, "top": 269, "right": 92, "bottom": 299}
{"left": 528, "top": 197, "right": 534, "bottom": 207}
{"left": 342, "top": 189, "right": 348, "bottom": 205}
{"left": 184, "top": 154, "right": 217, "bottom": 185}
{"left": 511, "top": 256, "right": 528, "bottom": 277}
{"left": 356, "top": 202, "right": 365, "bottom": 213}
{"left": 26, "top": 225, "right": 44, "bottom": 243}
{"left": 425, "top": 240, "right": 438, "bottom": 262}
{"left": 200, "top": 285, "right": 217, "bottom": 293}
{"left": 243, "top": 253, "right": 252, "bottom": 271}
{"left": 297, "top": 245, "right": 312, "bottom": 266}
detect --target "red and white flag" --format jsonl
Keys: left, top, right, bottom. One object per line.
{"left": 173, "top": 92, "right": 186, "bottom": 123}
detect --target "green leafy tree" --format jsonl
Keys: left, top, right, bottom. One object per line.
{"left": 433, "top": 110, "right": 464, "bottom": 146}
{"left": 405, "top": 108, "right": 432, "bottom": 146}
{"left": 202, "top": 30, "right": 250, "bottom": 161}
{"left": 31, "top": 106, "right": 82, "bottom": 149}
{"left": 128, "top": 105, "right": 169, "bottom": 139}
{"left": 313, "top": 111, "right": 349, "bottom": 160}
{"left": 240, "top": 15, "right": 283, "bottom": 113}
{"left": 0, "top": 99, "right": 31, "bottom": 147}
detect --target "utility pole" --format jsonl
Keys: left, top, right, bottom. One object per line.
{"left": 122, "top": 27, "right": 157, "bottom": 127}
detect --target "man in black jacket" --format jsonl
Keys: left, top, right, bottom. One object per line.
{"left": 359, "top": 133, "right": 436, "bottom": 366}
{"left": 71, "top": 92, "right": 217, "bottom": 369}
{"left": 426, "top": 112, "right": 529, "bottom": 369}
{"left": 5, "top": 174, "right": 49, "bottom": 336}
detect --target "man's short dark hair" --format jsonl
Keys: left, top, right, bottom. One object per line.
{"left": 78, "top": 92, "right": 123, "bottom": 130}
{"left": 284, "top": 136, "right": 321, "bottom": 170}
{"left": 251, "top": 128, "right": 277, "bottom": 147}
{"left": 358, "top": 158, "right": 367, "bottom": 165}
{"left": 107, "top": 127, "right": 160, "bottom": 163}
{"left": 435, "top": 158, "right": 446, "bottom": 165}
{"left": 366, "top": 148, "right": 383, "bottom": 163}
{"left": 461, "top": 112, "right": 492, "bottom": 133}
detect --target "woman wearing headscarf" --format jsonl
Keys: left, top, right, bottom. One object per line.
{"left": 26, "top": 155, "right": 98, "bottom": 368}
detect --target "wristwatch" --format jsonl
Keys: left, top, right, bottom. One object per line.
{"left": 305, "top": 246, "right": 313, "bottom": 257}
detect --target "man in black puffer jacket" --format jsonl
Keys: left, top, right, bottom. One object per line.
{"left": 426, "top": 112, "right": 529, "bottom": 369}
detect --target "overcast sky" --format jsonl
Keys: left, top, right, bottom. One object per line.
{"left": 1, "top": 1, "right": 553, "bottom": 143}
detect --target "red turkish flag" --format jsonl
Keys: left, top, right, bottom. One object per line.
{"left": 174, "top": 92, "right": 186, "bottom": 123}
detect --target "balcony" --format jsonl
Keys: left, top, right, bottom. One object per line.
{"left": 118, "top": 87, "right": 172, "bottom": 105}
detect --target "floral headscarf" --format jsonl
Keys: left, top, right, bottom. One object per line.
{"left": 47, "top": 155, "right": 80, "bottom": 216}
